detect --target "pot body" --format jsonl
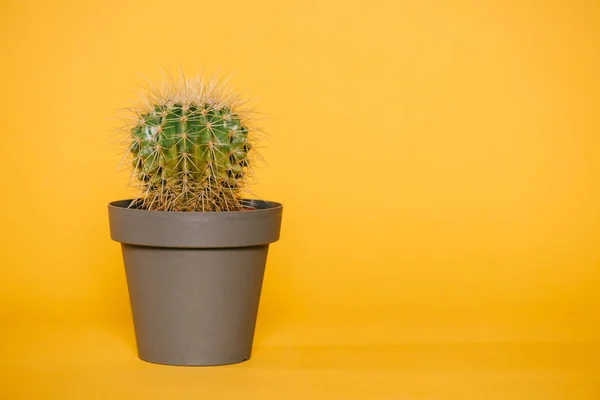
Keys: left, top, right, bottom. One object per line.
{"left": 108, "top": 199, "right": 282, "bottom": 366}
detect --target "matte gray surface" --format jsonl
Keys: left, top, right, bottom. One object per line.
{"left": 108, "top": 199, "right": 282, "bottom": 366}
{"left": 109, "top": 199, "right": 282, "bottom": 248}
{"left": 122, "top": 244, "right": 268, "bottom": 366}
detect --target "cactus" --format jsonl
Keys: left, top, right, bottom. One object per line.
{"left": 122, "top": 74, "right": 257, "bottom": 212}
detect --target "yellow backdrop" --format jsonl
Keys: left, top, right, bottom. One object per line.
{"left": 1, "top": 0, "right": 599, "bottom": 397}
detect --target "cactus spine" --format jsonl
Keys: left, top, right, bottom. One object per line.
{"left": 124, "top": 74, "right": 256, "bottom": 212}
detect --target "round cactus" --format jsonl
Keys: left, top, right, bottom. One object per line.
{"left": 123, "top": 74, "right": 257, "bottom": 212}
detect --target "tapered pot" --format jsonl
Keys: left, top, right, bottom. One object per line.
{"left": 108, "top": 199, "right": 283, "bottom": 366}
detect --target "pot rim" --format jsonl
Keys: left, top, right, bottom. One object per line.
{"left": 108, "top": 198, "right": 282, "bottom": 214}
{"left": 108, "top": 198, "right": 283, "bottom": 248}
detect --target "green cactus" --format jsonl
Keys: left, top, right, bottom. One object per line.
{"left": 124, "top": 75, "right": 256, "bottom": 212}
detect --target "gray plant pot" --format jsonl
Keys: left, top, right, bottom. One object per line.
{"left": 107, "top": 199, "right": 283, "bottom": 366}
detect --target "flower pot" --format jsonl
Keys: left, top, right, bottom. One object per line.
{"left": 108, "top": 199, "right": 283, "bottom": 366}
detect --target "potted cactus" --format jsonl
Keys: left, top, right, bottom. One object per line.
{"left": 108, "top": 74, "right": 282, "bottom": 366}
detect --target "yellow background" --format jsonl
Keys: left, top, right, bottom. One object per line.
{"left": 1, "top": 0, "right": 599, "bottom": 398}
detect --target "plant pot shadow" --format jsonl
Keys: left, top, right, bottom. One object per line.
{"left": 251, "top": 243, "right": 306, "bottom": 347}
